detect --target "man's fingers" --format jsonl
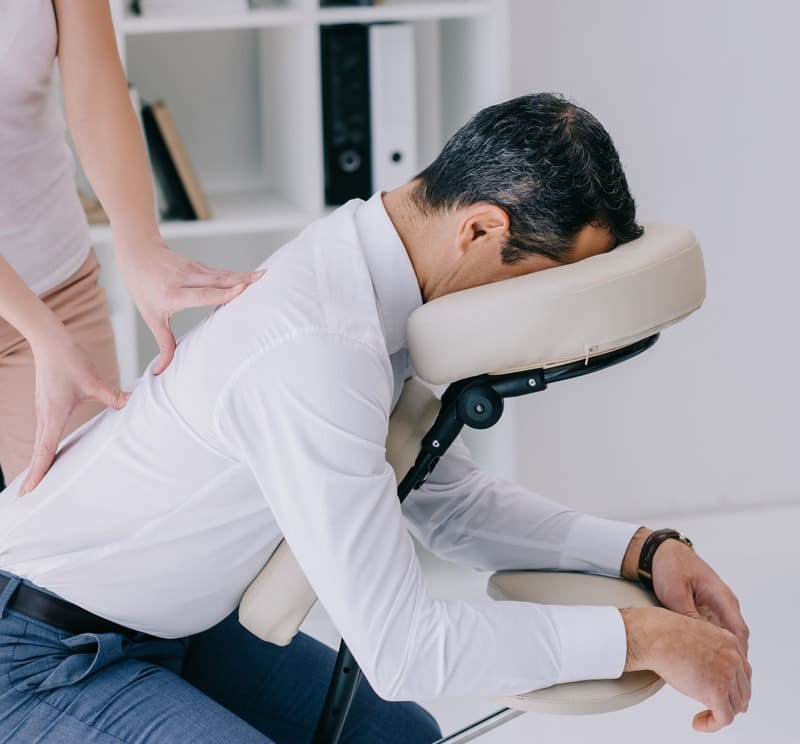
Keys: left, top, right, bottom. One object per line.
{"left": 693, "top": 696, "right": 734, "bottom": 733}
{"left": 22, "top": 420, "right": 61, "bottom": 495}
{"left": 150, "top": 314, "right": 176, "bottom": 375}
{"left": 692, "top": 709, "right": 718, "bottom": 733}
{"left": 706, "top": 594, "right": 750, "bottom": 656}
{"left": 736, "top": 663, "right": 751, "bottom": 713}
{"left": 182, "top": 268, "right": 265, "bottom": 289}
{"left": 674, "top": 583, "right": 701, "bottom": 620}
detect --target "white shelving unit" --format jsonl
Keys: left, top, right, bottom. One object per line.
{"left": 94, "top": 0, "right": 511, "bottom": 391}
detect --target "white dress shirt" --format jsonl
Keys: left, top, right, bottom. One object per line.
{"left": 0, "top": 194, "right": 639, "bottom": 701}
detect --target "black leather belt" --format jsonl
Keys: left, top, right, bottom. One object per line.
{"left": 0, "top": 574, "right": 142, "bottom": 639}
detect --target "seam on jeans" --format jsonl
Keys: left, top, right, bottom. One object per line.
{"left": 30, "top": 693, "right": 131, "bottom": 744}
{"left": 4, "top": 618, "right": 27, "bottom": 692}
{"left": 2, "top": 619, "right": 25, "bottom": 692}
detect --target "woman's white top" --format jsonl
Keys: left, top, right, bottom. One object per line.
{"left": 0, "top": 0, "right": 91, "bottom": 296}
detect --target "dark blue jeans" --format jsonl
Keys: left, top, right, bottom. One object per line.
{"left": 0, "top": 574, "right": 441, "bottom": 743}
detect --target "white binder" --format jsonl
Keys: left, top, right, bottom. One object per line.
{"left": 369, "top": 24, "right": 418, "bottom": 193}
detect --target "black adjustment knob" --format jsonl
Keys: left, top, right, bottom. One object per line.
{"left": 457, "top": 386, "right": 503, "bottom": 429}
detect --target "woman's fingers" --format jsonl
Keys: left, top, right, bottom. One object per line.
{"left": 170, "top": 284, "right": 248, "bottom": 314}
{"left": 146, "top": 280, "right": 247, "bottom": 377}
{"left": 119, "top": 245, "right": 265, "bottom": 377}
{"left": 182, "top": 267, "right": 265, "bottom": 289}
{"left": 21, "top": 413, "right": 62, "bottom": 495}
{"left": 149, "top": 312, "right": 177, "bottom": 376}
{"left": 21, "top": 381, "right": 130, "bottom": 494}
{"left": 88, "top": 380, "right": 130, "bottom": 410}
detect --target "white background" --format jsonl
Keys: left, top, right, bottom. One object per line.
{"left": 501, "top": 0, "right": 800, "bottom": 521}
{"left": 406, "top": 3, "right": 798, "bottom": 740}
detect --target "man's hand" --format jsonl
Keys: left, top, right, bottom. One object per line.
{"left": 621, "top": 606, "right": 751, "bottom": 732}
{"left": 652, "top": 538, "right": 750, "bottom": 657}
{"left": 621, "top": 528, "right": 750, "bottom": 655}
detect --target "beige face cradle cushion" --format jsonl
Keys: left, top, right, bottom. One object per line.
{"left": 239, "top": 221, "right": 704, "bottom": 712}
{"left": 488, "top": 572, "right": 664, "bottom": 714}
{"left": 408, "top": 221, "right": 705, "bottom": 385}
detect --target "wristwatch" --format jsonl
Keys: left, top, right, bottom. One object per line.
{"left": 637, "top": 528, "right": 694, "bottom": 591}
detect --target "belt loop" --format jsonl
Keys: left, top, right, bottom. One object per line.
{"left": 0, "top": 575, "right": 21, "bottom": 618}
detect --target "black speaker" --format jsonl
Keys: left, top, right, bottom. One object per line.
{"left": 321, "top": 25, "right": 372, "bottom": 205}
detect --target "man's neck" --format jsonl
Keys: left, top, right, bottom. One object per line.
{"left": 381, "top": 183, "right": 441, "bottom": 302}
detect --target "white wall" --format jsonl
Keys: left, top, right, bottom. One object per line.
{"left": 505, "top": 0, "right": 800, "bottom": 520}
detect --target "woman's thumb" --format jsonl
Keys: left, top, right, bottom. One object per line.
{"left": 150, "top": 314, "right": 177, "bottom": 375}
{"left": 91, "top": 381, "right": 130, "bottom": 410}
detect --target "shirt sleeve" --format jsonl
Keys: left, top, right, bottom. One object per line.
{"left": 402, "top": 436, "right": 642, "bottom": 577}
{"left": 214, "top": 332, "right": 628, "bottom": 701}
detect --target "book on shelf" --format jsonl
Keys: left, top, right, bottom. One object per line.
{"left": 141, "top": 100, "right": 212, "bottom": 221}
{"left": 129, "top": 85, "right": 167, "bottom": 219}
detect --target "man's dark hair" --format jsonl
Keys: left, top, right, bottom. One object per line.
{"left": 412, "top": 93, "right": 643, "bottom": 263}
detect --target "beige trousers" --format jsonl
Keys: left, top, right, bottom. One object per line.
{"left": 0, "top": 250, "right": 120, "bottom": 482}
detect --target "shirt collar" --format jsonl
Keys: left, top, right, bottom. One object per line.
{"left": 355, "top": 192, "right": 423, "bottom": 356}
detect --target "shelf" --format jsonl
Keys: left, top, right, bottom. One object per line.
{"left": 120, "top": 2, "right": 490, "bottom": 33}
{"left": 315, "top": 2, "right": 490, "bottom": 24}
{"left": 121, "top": 7, "right": 303, "bottom": 34}
{"left": 89, "top": 189, "right": 311, "bottom": 244}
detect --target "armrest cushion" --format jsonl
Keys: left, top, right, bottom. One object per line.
{"left": 488, "top": 571, "right": 664, "bottom": 715}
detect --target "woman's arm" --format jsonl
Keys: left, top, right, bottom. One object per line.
{"left": 0, "top": 257, "right": 128, "bottom": 493}
{"left": 53, "top": 0, "right": 158, "bottom": 249}
{"left": 53, "top": 1, "right": 264, "bottom": 373}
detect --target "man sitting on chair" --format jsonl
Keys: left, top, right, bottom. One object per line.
{"left": 0, "top": 93, "right": 750, "bottom": 743}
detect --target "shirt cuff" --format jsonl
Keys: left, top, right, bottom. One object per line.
{"left": 561, "top": 515, "right": 642, "bottom": 577}
{"left": 548, "top": 604, "right": 628, "bottom": 683}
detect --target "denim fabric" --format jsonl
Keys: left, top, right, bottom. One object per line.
{"left": 0, "top": 573, "right": 441, "bottom": 744}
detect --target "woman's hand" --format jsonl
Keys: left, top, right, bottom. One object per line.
{"left": 117, "top": 239, "right": 265, "bottom": 374}
{"left": 21, "top": 328, "right": 129, "bottom": 495}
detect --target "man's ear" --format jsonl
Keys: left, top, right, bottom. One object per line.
{"left": 454, "top": 203, "right": 510, "bottom": 256}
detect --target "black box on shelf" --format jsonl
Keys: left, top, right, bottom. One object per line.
{"left": 321, "top": 25, "right": 372, "bottom": 204}
{"left": 321, "top": 22, "right": 417, "bottom": 206}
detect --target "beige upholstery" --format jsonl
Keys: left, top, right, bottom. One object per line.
{"left": 238, "top": 539, "right": 316, "bottom": 647}
{"left": 488, "top": 572, "right": 664, "bottom": 714}
{"left": 408, "top": 222, "right": 705, "bottom": 385}
{"left": 239, "top": 378, "right": 442, "bottom": 645}
{"left": 384, "top": 377, "right": 442, "bottom": 482}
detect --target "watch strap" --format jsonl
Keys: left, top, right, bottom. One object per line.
{"left": 637, "top": 528, "right": 693, "bottom": 591}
